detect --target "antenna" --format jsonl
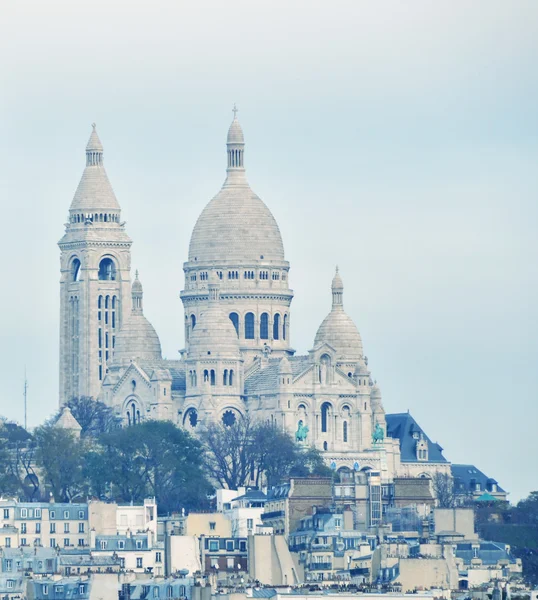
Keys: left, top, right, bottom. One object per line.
{"left": 23, "top": 368, "right": 28, "bottom": 430}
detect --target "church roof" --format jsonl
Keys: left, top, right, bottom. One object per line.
{"left": 245, "top": 355, "right": 310, "bottom": 395}
{"left": 70, "top": 124, "right": 121, "bottom": 213}
{"left": 314, "top": 269, "right": 363, "bottom": 361}
{"left": 188, "top": 113, "right": 285, "bottom": 264}
{"left": 138, "top": 360, "right": 186, "bottom": 391}
{"left": 386, "top": 412, "right": 448, "bottom": 463}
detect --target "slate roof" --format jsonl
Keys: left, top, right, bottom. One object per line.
{"left": 455, "top": 542, "right": 517, "bottom": 565}
{"left": 138, "top": 360, "right": 186, "bottom": 391}
{"left": 451, "top": 464, "right": 505, "bottom": 494}
{"left": 245, "top": 356, "right": 311, "bottom": 395}
{"left": 385, "top": 413, "right": 447, "bottom": 463}
{"left": 232, "top": 489, "right": 267, "bottom": 502}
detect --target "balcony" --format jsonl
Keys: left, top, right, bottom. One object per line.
{"left": 308, "top": 562, "right": 333, "bottom": 571}
{"left": 261, "top": 511, "right": 284, "bottom": 520}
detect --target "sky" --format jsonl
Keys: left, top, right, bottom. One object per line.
{"left": 2, "top": 0, "right": 537, "bottom": 502}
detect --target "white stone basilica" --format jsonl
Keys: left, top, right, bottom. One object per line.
{"left": 58, "top": 114, "right": 451, "bottom": 480}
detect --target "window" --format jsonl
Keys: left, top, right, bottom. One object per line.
{"left": 3, "top": 508, "right": 9, "bottom": 518}
{"left": 120, "top": 558, "right": 125, "bottom": 568}
{"left": 210, "top": 557, "right": 219, "bottom": 568}
{"left": 21, "top": 508, "right": 28, "bottom": 518}
{"left": 226, "top": 540, "right": 234, "bottom": 551}
{"left": 153, "top": 588, "right": 159, "bottom": 598}
{"left": 78, "top": 510, "right": 84, "bottom": 519}
{"left": 247, "top": 519, "right": 253, "bottom": 530}
{"left": 227, "top": 558, "right": 235, "bottom": 569}
{"left": 100, "top": 540, "right": 107, "bottom": 549}
{"left": 35, "top": 508, "right": 41, "bottom": 518}
{"left": 343, "top": 421, "right": 348, "bottom": 443}
{"left": 321, "top": 402, "right": 331, "bottom": 433}
{"left": 245, "top": 312, "right": 255, "bottom": 339}
{"left": 64, "top": 538, "right": 70, "bottom": 547}
{"left": 98, "top": 257, "right": 116, "bottom": 280}
{"left": 273, "top": 313, "right": 280, "bottom": 340}
{"left": 50, "top": 523, "right": 56, "bottom": 533}
{"left": 50, "top": 539, "right": 56, "bottom": 548}
{"left": 79, "top": 584, "right": 86, "bottom": 594}
{"left": 136, "top": 539, "right": 143, "bottom": 549}
{"left": 334, "top": 518, "right": 342, "bottom": 529}
{"left": 7, "top": 580, "right": 14, "bottom": 589}
{"left": 155, "top": 551, "right": 162, "bottom": 563}
{"left": 210, "top": 369, "right": 216, "bottom": 386}
{"left": 78, "top": 522, "right": 84, "bottom": 533}
{"left": 43, "top": 585, "right": 49, "bottom": 595}
{"left": 55, "top": 586, "right": 64, "bottom": 595}
{"left": 223, "top": 369, "right": 228, "bottom": 385}
{"left": 50, "top": 511, "right": 55, "bottom": 519}
{"left": 283, "top": 314, "right": 287, "bottom": 340}
{"left": 136, "top": 557, "right": 143, "bottom": 568}
{"left": 21, "top": 537, "right": 27, "bottom": 545}
{"left": 5, "top": 537, "right": 11, "bottom": 547}
{"left": 78, "top": 539, "right": 85, "bottom": 547}
{"left": 21, "top": 522, "right": 27, "bottom": 533}
{"left": 209, "top": 522, "right": 216, "bottom": 531}
{"left": 36, "top": 523, "right": 41, "bottom": 533}
{"left": 229, "top": 312, "right": 239, "bottom": 336}
{"left": 5, "top": 559, "right": 12, "bottom": 571}
{"left": 239, "top": 540, "right": 247, "bottom": 552}
{"left": 64, "top": 523, "right": 70, "bottom": 533}
{"left": 260, "top": 313, "right": 269, "bottom": 339}
{"left": 209, "top": 540, "right": 219, "bottom": 551}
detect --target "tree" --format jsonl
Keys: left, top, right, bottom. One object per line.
{"left": 202, "top": 417, "right": 333, "bottom": 489}
{"left": 34, "top": 424, "right": 87, "bottom": 502}
{"left": 0, "top": 419, "right": 38, "bottom": 500}
{"left": 431, "top": 471, "right": 456, "bottom": 508}
{"left": 97, "top": 421, "right": 211, "bottom": 513}
{"left": 66, "top": 397, "right": 119, "bottom": 437}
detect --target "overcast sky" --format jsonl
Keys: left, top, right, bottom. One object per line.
{"left": 2, "top": 1, "right": 537, "bottom": 501}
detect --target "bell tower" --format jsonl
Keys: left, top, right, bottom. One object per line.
{"left": 58, "top": 125, "right": 132, "bottom": 404}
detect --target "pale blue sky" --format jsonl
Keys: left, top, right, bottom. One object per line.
{"left": 2, "top": 1, "right": 537, "bottom": 501}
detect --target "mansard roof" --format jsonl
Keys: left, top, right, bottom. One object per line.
{"left": 451, "top": 463, "right": 505, "bottom": 494}
{"left": 386, "top": 412, "right": 448, "bottom": 463}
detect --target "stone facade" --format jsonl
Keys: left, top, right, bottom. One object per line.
{"left": 59, "top": 115, "right": 455, "bottom": 485}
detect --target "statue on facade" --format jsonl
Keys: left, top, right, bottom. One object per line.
{"left": 372, "top": 423, "right": 385, "bottom": 445}
{"left": 295, "top": 420, "right": 309, "bottom": 442}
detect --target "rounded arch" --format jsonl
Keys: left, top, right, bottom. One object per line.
{"left": 190, "top": 314, "right": 196, "bottom": 330}
{"left": 123, "top": 396, "right": 143, "bottom": 426}
{"left": 70, "top": 256, "right": 81, "bottom": 282}
{"left": 273, "top": 313, "right": 280, "bottom": 340}
{"left": 321, "top": 401, "right": 332, "bottom": 433}
{"left": 98, "top": 257, "right": 117, "bottom": 281}
{"left": 245, "top": 312, "right": 255, "bottom": 339}
{"left": 260, "top": 313, "right": 269, "bottom": 340}
{"left": 183, "top": 407, "right": 199, "bottom": 430}
{"left": 219, "top": 406, "right": 243, "bottom": 427}
{"left": 229, "top": 312, "right": 239, "bottom": 336}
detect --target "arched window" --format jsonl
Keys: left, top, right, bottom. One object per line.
{"left": 229, "top": 369, "right": 234, "bottom": 385}
{"left": 98, "top": 258, "right": 116, "bottom": 281}
{"left": 71, "top": 258, "right": 81, "bottom": 282}
{"left": 245, "top": 313, "right": 255, "bottom": 339}
{"left": 260, "top": 313, "right": 269, "bottom": 340}
{"left": 210, "top": 370, "right": 216, "bottom": 386}
{"left": 229, "top": 313, "right": 239, "bottom": 336}
{"left": 321, "top": 402, "right": 331, "bottom": 433}
{"left": 223, "top": 369, "right": 228, "bottom": 385}
{"left": 283, "top": 314, "right": 287, "bottom": 340}
{"left": 273, "top": 313, "right": 280, "bottom": 340}
{"left": 203, "top": 370, "right": 209, "bottom": 382}
{"left": 343, "top": 421, "right": 348, "bottom": 443}
{"left": 323, "top": 441, "right": 328, "bottom": 451}
{"left": 190, "top": 314, "right": 196, "bottom": 330}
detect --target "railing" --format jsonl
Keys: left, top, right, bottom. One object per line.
{"left": 308, "top": 563, "right": 333, "bottom": 571}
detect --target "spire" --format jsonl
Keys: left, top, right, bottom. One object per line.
{"left": 86, "top": 123, "right": 104, "bottom": 167}
{"left": 331, "top": 266, "right": 344, "bottom": 308}
{"left": 132, "top": 270, "right": 144, "bottom": 313}
{"left": 227, "top": 105, "right": 245, "bottom": 171}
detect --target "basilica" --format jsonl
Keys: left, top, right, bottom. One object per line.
{"left": 58, "top": 113, "right": 454, "bottom": 482}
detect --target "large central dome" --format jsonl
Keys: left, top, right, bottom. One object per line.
{"left": 188, "top": 115, "right": 285, "bottom": 264}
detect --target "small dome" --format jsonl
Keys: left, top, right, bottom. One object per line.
{"left": 132, "top": 270, "right": 143, "bottom": 294}
{"left": 86, "top": 123, "right": 103, "bottom": 152}
{"left": 189, "top": 304, "right": 241, "bottom": 359}
{"left": 113, "top": 314, "right": 162, "bottom": 362}
{"left": 314, "top": 268, "right": 363, "bottom": 361}
{"left": 227, "top": 116, "right": 244, "bottom": 144}
{"left": 55, "top": 406, "right": 82, "bottom": 434}
{"left": 332, "top": 266, "right": 344, "bottom": 290}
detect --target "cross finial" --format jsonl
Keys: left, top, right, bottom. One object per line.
{"left": 135, "top": 269, "right": 139, "bottom": 280}
{"left": 232, "top": 104, "right": 238, "bottom": 119}
{"left": 335, "top": 265, "right": 339, "bottom": 274}
{"left": 91, "top": 122, "right": 96, "bottom": 130}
